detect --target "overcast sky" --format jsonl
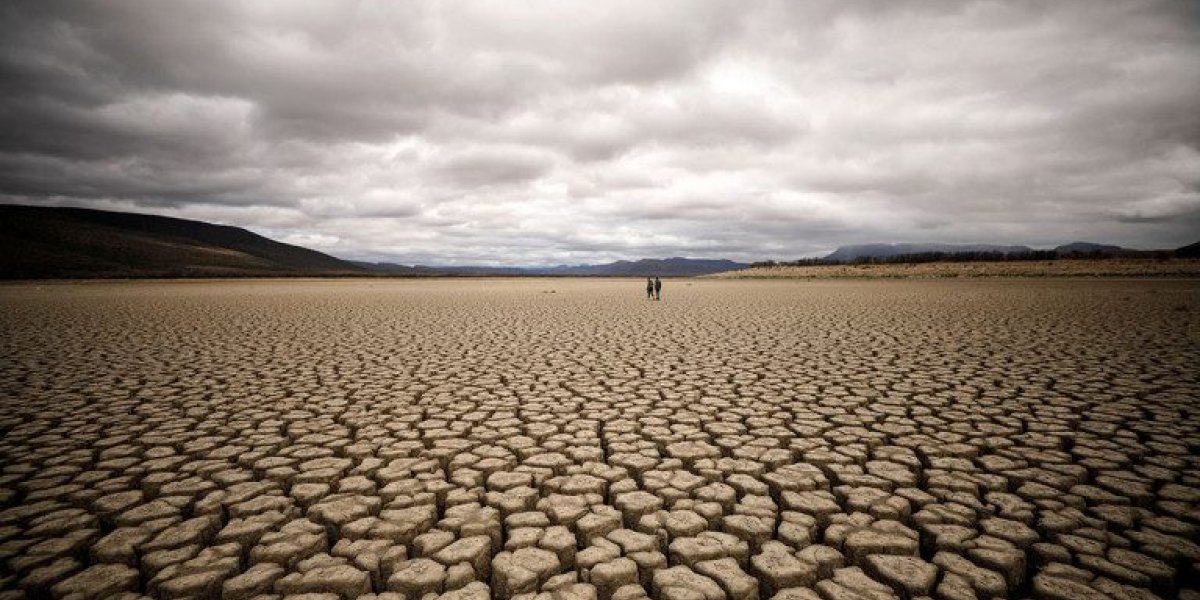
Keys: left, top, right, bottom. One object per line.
{"left": 2, "top": 1, "right": 1198, "bottom": 265}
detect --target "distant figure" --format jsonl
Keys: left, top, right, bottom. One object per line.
{"left": 654, "top": 276, "right": 662, "bottom": 300}
{"left": 646, "top": 277, "right": 654, "bottom": 300}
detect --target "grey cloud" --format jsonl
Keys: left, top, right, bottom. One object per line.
{"left": 441, "top": 1, "right": 743, "bottom": 86}
{"left": 429, "top": 146, "right": 558, "bottom": 188}
{"left": 457, "top": 81, "right": 807, "bottom": 164}
{"left": 2, "top": 0, "right": 1199, "bottom": 264}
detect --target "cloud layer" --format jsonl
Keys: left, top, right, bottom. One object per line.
{"left": 3, "top": 0, "right": 1199, "bottom": 264}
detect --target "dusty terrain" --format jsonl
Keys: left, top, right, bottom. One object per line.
{"left": 0, "top": 278, "right": 1198, "bottom": 600}
{"left": 714, "top": 259, "right": 1200, "bottom": 279}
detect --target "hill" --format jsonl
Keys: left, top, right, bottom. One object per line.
{"left": 350, "top": 262, "right": 451, "bottom": 276}
{"left": 824, "top": 243, "right": 1033, "bottom": 262}
{"left": 0, "top": 204, "right": 365, "bottom": 278}
{"left": 1054, "top": 241, "right": 1123, "bottom": 256}
{"left": 355, "top": 257, "right": 748, "bottom": 277}
{"left": 1175, "top": 241, "right": 1200, "bottom": 258}
{"left": 535, "top": 257, "right": 748, "bottom": 276}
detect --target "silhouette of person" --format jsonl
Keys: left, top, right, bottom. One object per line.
{"left": 646, "top": 277, "right": 654, "bottom": 300}
{"left": 654, "top": 276, "right": 662, "bottom": 300}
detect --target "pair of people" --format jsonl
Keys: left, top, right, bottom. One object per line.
{"left": 645, "top": 276, "right": 662, "bottom": 300}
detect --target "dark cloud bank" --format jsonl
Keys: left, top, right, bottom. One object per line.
{"left": 2, "top": 0, "right": 1198, "bottom": 265}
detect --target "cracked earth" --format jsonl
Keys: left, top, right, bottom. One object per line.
{"left": 1, "top": 278, "right": 1197, "bottom": 600}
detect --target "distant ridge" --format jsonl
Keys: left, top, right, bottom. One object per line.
{"left": 773, "top": 239, "right": 1199, "bottom": 266}
{"left": 0, "top": 204, "right": 365, "bottom": 278}
{"left": 349, "top": 261, "right": 449, "bottom": 276}
{"left": 1178, "top": 240, "right": 1200, "bottom": 258}
{"left": 0, "top": 205, "right": 747, "bottom": 279}
{"left": 535, "top": 257, "right": 748, "bottom": 276}
{"left": 824, "top": 243, "right": 1033, "bottom": 262}
{"left": 12, "top": 203, "right": 1188, "bottom": 279}
{"left": 358, "top": 257, "right": 748, "bottom": 277}
{"left": 1053, "top": 241, "right": 1122, "bottom": 256}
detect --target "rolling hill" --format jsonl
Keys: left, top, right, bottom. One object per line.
{"left": 533, "top": 257, "right": 748, "bottom": 276}
{"left": 1178, "top": 241, "right": 1200, "bottom": 258}
{"left": 823, "top": 243, "right": 1033, "bottom": 262}
{"left": 784, "top": 239, "right": 1199, "bottom": 266}
{"left": 357, "top": 257, "right": 748, "bottom": 277}
{"left": 0, "top": 204, "right": 365, "bottom": 278}
{"left": 1053, "top": 241, "right": 1123, "bottom": 256}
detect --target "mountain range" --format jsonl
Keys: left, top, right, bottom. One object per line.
{"left": 357, "top": 257, "right": 749, "bottom": 277}
{"left": 0, "top": 205, "right": 745, "bottom": 278}
{"left": 2, "top": 204, "right": 1194, "bottom": 279}
{"left": 541, "top": 257, "right": 748, "bottom": 276}
{"left": 821, "top": 241, "right": 1135, "bottom": 262}
{"left": 823, "top": 243, "right": 1033, "bottom": 262}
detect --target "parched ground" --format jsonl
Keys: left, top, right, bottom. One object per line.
{"left": 713, "top": 259, "right": 1200, "bottom": 279}
{"left": 0, "top": 278, "right": 1198, "bottom": 600}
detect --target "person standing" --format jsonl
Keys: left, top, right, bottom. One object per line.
{"left": 646, "top": 277, "right": 654, "bottom": 300}
{"left": 654, "top": 276, "right": 662, "bottom": 300}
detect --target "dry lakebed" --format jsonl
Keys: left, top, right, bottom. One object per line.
{"left": 0, "top": 278, "right": 1197, "bottom": 600}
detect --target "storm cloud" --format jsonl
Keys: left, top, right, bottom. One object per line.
{"left": 2, "top": 0, "right": 1198, "bottom": 264}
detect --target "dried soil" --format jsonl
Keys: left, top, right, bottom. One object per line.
{"left": 1, "top": 278, "right": 1197, "bottom": 600}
